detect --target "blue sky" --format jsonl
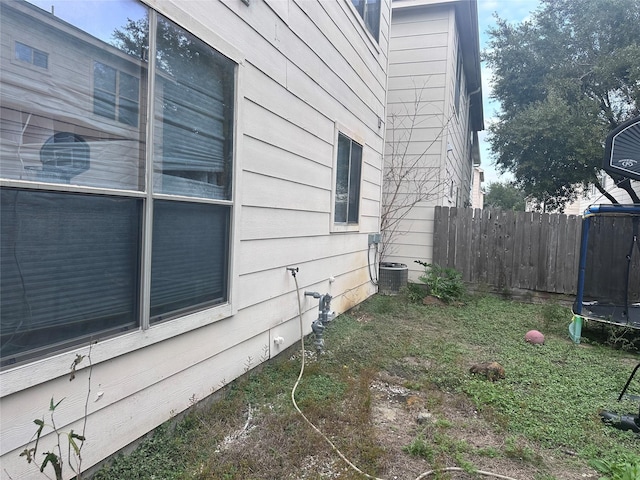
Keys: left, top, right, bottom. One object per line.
{"left": 26, "top": 0, "right": 145, "bottom": 44}
{"left": 477, "top": 0, "right": 540, "bottom": 185}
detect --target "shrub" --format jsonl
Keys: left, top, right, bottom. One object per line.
{"left": 414, "top": 261, "right": 465, "bottom": 303}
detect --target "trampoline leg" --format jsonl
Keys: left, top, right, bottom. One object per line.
{"left": 569, "top": 315, "right": 582, "bottom": 344}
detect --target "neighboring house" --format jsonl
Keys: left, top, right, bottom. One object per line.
{"left": 0, "top": 0, "right": 390, "bottom": 477}
{"left": 471, "top": 166, "right": 484, "bottom": 209}
{"left": 526, "top": 176, "right": 640, "bottom": 214}
{"left": 382, "top": 0, "right": 483, "bottom": 280}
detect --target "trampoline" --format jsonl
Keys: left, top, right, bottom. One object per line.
{"left": 571, "top": 206, "right": 640, "bottom": 434}
{"left": 569, "top": 117, "right": 640, "bottom": 433}
{"left": 570, "top": 204, "right": 640, "bottom": 340}
{"left": 570, "top": 116, "right": 640, "bottom": 340}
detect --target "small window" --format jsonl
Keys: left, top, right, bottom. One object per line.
{"left": 454, "top": 47, "right": 463, "bottom": 116}
{"left": 15, "top": 41, "right": 48, "bottom": 69}
{"left": 351, "top": 0, "right": 380, "bottom": 42}
{"left": 93, "top": 61, "right": 140, "bottom": 127}
{"left": 334, "top": 133, "right": 362, "bottom": 224}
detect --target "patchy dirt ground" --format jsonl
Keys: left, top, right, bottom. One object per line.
{"left": 280, "top": 354, "right": 600, "bottom": 480}
{"left": 365, "top": 358, "right": 599, "bottom": 480}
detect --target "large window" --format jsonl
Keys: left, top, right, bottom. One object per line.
{"left": 0, "top": 0, "right": 235, "bottom": 367}
{"left": 351, "top": 0, "right": 381, "bottom": 42}
{"left": 334, "top": 133, "right": 362, "bottom": 224}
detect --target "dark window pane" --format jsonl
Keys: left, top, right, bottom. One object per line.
{"left": 334, "top": 133, "right": 362, "bottom": 224}
{"left": 94, "top": 62, "right": 117, "bottom": 92}
{"left": 334, "top": 133, "right": 351, "bottom": 223}
{"left": 0, "top": 189, "right": 141, "bottom": 367}
{"left": 350, "top": 0, "right": 380, "bottom": 41}
{"left": 119, "top": 71, "right": 139, "bottom": 100}
{"left": 33, "top": 50, "right": 48, "bottom": 69}
{"left": 2, "top": 2, "right": 147, "bottom": 191}
{"left": 364, "top": 0, "right": 380, "bottom": 41}
{"left": 150, "top": 200, "right": 229, "bottom": 322}
{"left": 93, "top": 90, "right": 117, "bottom": 119}
{"left": 93, "top": 62, "right": 117, "bottom": 120}
{"left": 351, "top": 0, "right": 365, "bottom": 16}
{"left": 118, "top": 97, "right": 139, "bottom": 127}
{"left": 348, "top": 141, "right": 362, "bottom": 223}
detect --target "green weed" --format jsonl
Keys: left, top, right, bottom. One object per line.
{"left": 414, "top": 260, "right": 466, "bottom": 303}
{"left": 590, "top": 454, "right": 640, "bottom": 480}
{"left": 403, "top": 434, "right": 434, "bottom": 461}
{"left": 504, "top": 435, "right": 542, "bottom": 464}
{"left": 92, "top": 294, "right": 639, "bottom": 479}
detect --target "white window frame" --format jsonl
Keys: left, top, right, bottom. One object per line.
{"left": 0, "top": 1, "right": 245, "bottom": 390}
{"left": 331, "top": 124, "right": 364, "bottom": 233}
{"left": 345, "top": 0, "right": 382, "bottom": 52}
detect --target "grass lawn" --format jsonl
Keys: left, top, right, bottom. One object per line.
{"left": 94, "top": 294, "right": 639, "bottom": 480}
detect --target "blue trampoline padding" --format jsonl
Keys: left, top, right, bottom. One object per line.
{"left": 584, "top": 204, "right": 640, "bottom": 216}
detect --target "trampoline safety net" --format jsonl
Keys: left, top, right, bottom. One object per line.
{"left": 574, "top": 210, "right": 640, "bottom": 328}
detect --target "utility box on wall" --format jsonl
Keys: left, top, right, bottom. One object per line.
{"left": 378, "top": 262, "right": 408, "bottom": 295}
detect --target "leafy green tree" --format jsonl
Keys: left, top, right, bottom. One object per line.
{"left": 484, "top": 181, "right": 526, "bottom": 210}
{"left": 484, "top": 0, "right": 640, "bottom": 210}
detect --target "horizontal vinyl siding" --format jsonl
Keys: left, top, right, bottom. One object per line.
{"left": 383, "top": 205, "right": 436, "bottom": 280}
{"left": 242, "top": 100, "right": 334, "bottom": 167}
{"left": 243, "top": 64, "right": 335, "bottom": 143}
{"left": 383, "top": 3, "right": 451, "bottom": 271}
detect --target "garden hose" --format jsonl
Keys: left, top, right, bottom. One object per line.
{"left": 288, "top": 268, "right": 520, "bottom": 480}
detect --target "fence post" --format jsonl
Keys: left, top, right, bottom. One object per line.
{"left": 432, "top": 206, "right": 448, "bottom": 266}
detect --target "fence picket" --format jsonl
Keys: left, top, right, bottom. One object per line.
{"left": 432, "top": 206, "right": 640, "bottom": 299}
{"left": 432, "top": 207, "right": 582, "bottom": 295}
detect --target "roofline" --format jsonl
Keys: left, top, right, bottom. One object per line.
{"left": 455, "top": 0, "right": 484, "bottom": 131}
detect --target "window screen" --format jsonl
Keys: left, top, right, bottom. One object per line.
{"left": 1, "top": 189, "right": 140, "bottom": 367}
{"left": 335, "top": 133, "right": 362, "bottom": 224}
{"left": 150, "top": 201, "right": 229, "bottom": 322}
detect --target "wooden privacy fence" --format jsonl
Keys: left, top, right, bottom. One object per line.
{"left": 432, "top": 207, "right": 582, "bottom": 295}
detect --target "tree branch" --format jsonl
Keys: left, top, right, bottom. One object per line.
{"left": 381, "top": 80, "right": 453, "bottom": 259}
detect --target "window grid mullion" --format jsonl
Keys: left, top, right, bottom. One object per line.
{"left": 115, "top": 71, "right": 120, "bottom": 120}
{"left": 140, "top": 9, "right": 157, "bottom": 331}
{"left": 346, "top": 140, "right": 353, "bottom": 222}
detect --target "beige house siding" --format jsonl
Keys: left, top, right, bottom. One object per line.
{"left": 383, "top": 0, "right": 482, "bottom": 280}
{"left": 0, "top": 0, "right": 390, "bottom": 477}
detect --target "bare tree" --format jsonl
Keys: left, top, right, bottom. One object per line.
{"left": 381, "top": 81, "right": 452, "bottom": 260}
